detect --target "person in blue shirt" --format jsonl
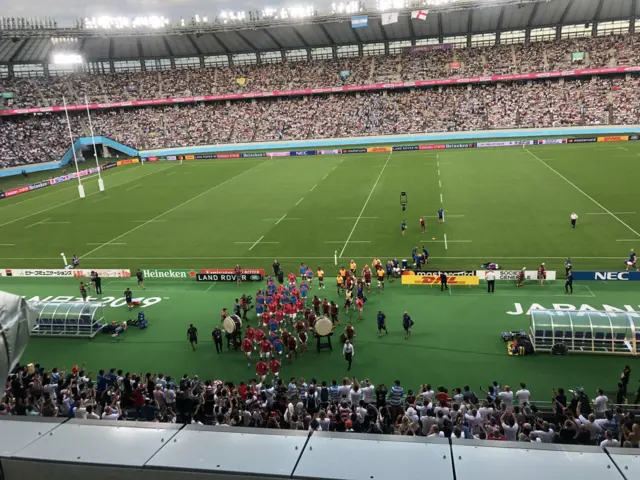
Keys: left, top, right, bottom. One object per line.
{"left": 565, "top": 257, "right": 572, "bottom": 276}
{"left": 412, "top": 246, "right": 418, "bottom": 257}
{"left": 437, "top": 208, "right": 445, "bottom": 224}
{"left": 626, "top": 249, "right": 637, "bottom": 271}
{"left": 422, "top": 246, "right": 429, "bottom": 265}
{"left": 385, "top": 261, "right": 393, "bottom": 280}
{"left": 96, "top": 370, "right": 108, "bottom": 393}
{"left": 413, "top": 254, "right": 422, "bottom": 271}
{"left": 401, "top": 220, "right": 407, "bottom": 236}
{"left": 300, "top": 281, "right": 309, "bottom": 300}
{"left": 300, "top": 263, "right": 308, "bottom": 277}
{"left": 377, "top": 310, "right": 388, "bottom": 336}
{"left": 402, "top": 312, "right": 413, "bottom": 340}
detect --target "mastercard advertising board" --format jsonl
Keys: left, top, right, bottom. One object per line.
{"left": 401, "top": 272, "right": 479, "bottom": 286}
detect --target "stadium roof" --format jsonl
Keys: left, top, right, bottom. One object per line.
{"left": 0, "top": 0, "right": 636, "bottom": 63}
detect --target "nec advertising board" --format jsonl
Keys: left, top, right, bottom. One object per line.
{"left": 571, "top": 271, "right": 640, "bottom": 281}
{"left": 476, "top": 270, "right": 557, "bottom": 281}
{"left": 290, "top": 151, "right": 317, "bottom": 156}
{"left": 597, "top": 136, "right": 629, "bottom": 142}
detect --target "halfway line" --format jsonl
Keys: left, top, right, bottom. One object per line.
{"left": 524, "top": 148, "right": 640, "bottom": 238}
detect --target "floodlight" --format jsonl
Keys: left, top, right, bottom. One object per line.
{"left": 52, "top": 53, "right": 84, "bottom": 64}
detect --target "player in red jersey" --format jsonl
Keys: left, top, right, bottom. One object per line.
{"left": 268, "top": 301, "right": 277, "bottom": 314}
{"left": 288, "top": 272, "right": 296, "bottom": 286}
{"left": 295, "top": 297, "right": 304, "bottom": 314}
{"left": 275, "top": 307, "right": 285, "bottom": 330}
{"left": 322, "top": 298, "right": 330, "bottom": 316}
{"left": 262, "top": 311, "right": 272, "bottom": 328}
{"left": 537, "top": 263, "right": 546, "bottom": 287}
{"left": 298, "top": 329, "right": 308, "bottom": 355}
{"left": 307, "top": 310, "right": 317, "bottom": 330}
{"left": 420, "top": 216, "right": 426, "bottom": 233}
{"left": 245, "top": 326, "right": 256, "bottom": 350}
{"left": 281, "top": 329, "right": 291, "bottom": 347}
{"left": 356, "top": 297, "right": 364, "bottom": 321}
{"left": 241, "top": 337, "right": 253, "bottom": 367}
{"left": 363, "top": 266, "right": 372, "bottom": 293}
{"left": 254, "top": 327, "right": 265, "bottom": 344}
{"left": 516, "top": 268, "right": 526, "bottom": 288}
{"left": 286, "top": 335, "right": 298, "bottom": 363}
{"left": 220, "top": 308, "right": 228, "bottom": 322}
{"left": 312, "top": 296, "right": 321, "bottom": 315}
{"left": 256, "top": 360, "right": 269, "bottom": 379}
{"left": 259, "top": 339, "right": 272, "bottom": 360}
{"left": 269, "top": 358, "right": 281, "bottom": 378}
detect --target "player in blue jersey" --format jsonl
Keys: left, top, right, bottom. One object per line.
{"left": 300, "top": 280, "right": 309, "bottom": 301}
{"left": 437, "top": 208, "right": 445, "bottom": 224}
{"left": 300, "top": 263, "right": 308, "bottom": 278}
{"left": 625, "top": 249, "right": 637, "bottom": 271}
{"left": 401, "top": 220, "right": 407, "bottom": 236}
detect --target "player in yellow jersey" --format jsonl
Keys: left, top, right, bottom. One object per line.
{"left": 336, "top": 273, "right": 344, "bottom": 296}
{"left": 317, "top": 267, "right": 325, "bottom": 289}
{"left": 349, "top": 260, "right": 357, "bottom": 275}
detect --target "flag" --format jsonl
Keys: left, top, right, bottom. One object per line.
{"left": 351, "top": 15, "right": 368, "bottom": 28}
{"left": 411, "top": 10, "right": 429, "bottom": 20}
{"left": 381, "top": 12, "right": 398, "bottom": 25}
{"left": 236, "top": 77, "right": 246, "bottom": 86}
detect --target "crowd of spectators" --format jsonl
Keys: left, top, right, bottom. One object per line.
{"left": 2, "top": 75, "right": 639, "bottom": 167}
{"left": 2, "top": 363, "right": 639, "bottom": 448}
{"left": 1, "top": 34, "right": 640, "bottom": 110}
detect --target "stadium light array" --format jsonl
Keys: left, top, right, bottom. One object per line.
{"left": 261, "top": 5, "right": 315, "bottom": 20}
{"left": 83, "top": 16, "right": 170, "bottom": 29}
{"left": 220, "top": 11, "right": 247, "bottom": 23}
{"left": 377, "top": 0, "right": 408, "bottom": 10}
{"left": 331, "top": 2, "right": 363, "bottom": 14}
{"left": 52, "top": 53, "right": 84, "bottom": 64}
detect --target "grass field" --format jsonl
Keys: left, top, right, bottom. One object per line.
{"left": 1, "top": 140, "right": 640, "bottom": 397}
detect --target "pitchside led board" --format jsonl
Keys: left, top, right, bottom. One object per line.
{"left": 571, "top": 271, "right": 640, "bottom": 281}
{"left": 401, "top": 271, "right": 480, "bottom": 286}
{"left": 195, "top": 269, "right": 265, "bottom": 282}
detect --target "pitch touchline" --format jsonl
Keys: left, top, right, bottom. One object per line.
{"left": 338, "top": 216, "right": 379, "bottom": 220}
{"left": 80, "top": 159, "right": 268, "bottom": 258}
{"left": 524, "top": 147, "right": 640, "bottom": 238}
{"left": 1, "top": 255, "right": 629, "bottom": 261}
{"left": 0, "top": 164, "right": 177, "bottom": 229}
{"left": 340, "top": 151, "right": 393, "bottom": 258}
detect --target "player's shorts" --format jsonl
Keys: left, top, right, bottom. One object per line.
{"left": 537, "top": 274, "right": 544, "bottom": 280}
{"left": 318, "top": 277, "right": 324, "bottom": 283}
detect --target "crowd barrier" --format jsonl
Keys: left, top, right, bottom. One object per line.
{"left": 0, "top": 418, "right": 637, "bottom": 480}
{"left": 1, "top": 65, "right": 639, "bottom": 118}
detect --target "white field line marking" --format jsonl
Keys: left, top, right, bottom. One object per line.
{"left": 440, "top": 193, "right": 443, "bottom": 203}
{"left": 86, "top": 242, "right": 126, "bottom": 245}
{"left": 325, "top": 241, "right": 371, "bottom": 244}
{"left": 295, "top": 198, "right": 304, "bottom": 206}
{"left": 126, "top": 184, "right": 140, "bottom": 191}
{"left": 0, "top": 244, "right": 14, "bottom": 246}
{"left": 42, "top": 221, "right": 71, "bottom": 224}
{"left": 80, "top": 159, "right": 267, "bottom": 258}
{"left": 205, "top": 283, "right": 216, "bottom": 292}
{"left": 91, "top": 197, "right": 107, "bottom": 203}
{"left": 439, "top": 180, "right": 442, "bottom": 188}
{"left": 131, "top": 220, "right": 167, "bottom": 223}
{"left": 587, "top": 212, "right": 636, "bottom": 215}
{"left": 4, "top": 255, "right": 628, "bottom": 261}
{"left": 25, "top": 218, "right": 50, "bottom": 229}
{"left": 437, "top": 160, "right": 440, "bottom": 167}
{"left": 275, "top": 214, "right": 287, "bottom": 225}
{"left": 337, "top": 216, "right": 379, "bottom": 220}
{"left": 421, "top": 239, "right": 472, "bottom": 243}
{"left": 619, "top": 146, "right": 629, "bottom": 151}
{"left": 167, "top": 171, "right": 178, "bottom": 176}
{"left": 339, "top": 151, "right": 392, "bottom": 258}
{"left": 444, "top": 233, "right": 448, "bottom": 250}
{"left": 0, "top": 164, "right": 177, "bottom": 229}
{"left": 437, "top": 170, "right": 440, "bottom": 176}
{"left": 248, "top": 236, "right": 264, "bottom": 251}
{"left": 616, "top": 239, "right": 638, "bottom": 242}
{"left": 323, "top": 174, "right": 329, "bottom": 180}
{"left": 332, "top": 166, "right": 337, "bottom": 171}
{"left": 525, "top": 147, "right": 640, "bottom": 238}
{"left": 584, "top": 284, "right": 596, "bottom": 298}
{"left": 310, "top": 184, "right": 317, "bottom": 192}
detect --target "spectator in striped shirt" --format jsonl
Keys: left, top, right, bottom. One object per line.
{"left": 329, "top": 380, "right": 341, "bottom": 404}
{"left": 388, "top": 380, "right": 404, "bottom": 419}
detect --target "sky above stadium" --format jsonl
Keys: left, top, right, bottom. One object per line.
{"left": 4, "top": 0, "right": 335, "bottom": 25}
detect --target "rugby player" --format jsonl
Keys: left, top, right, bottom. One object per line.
{"left": 437, "top": 208, "right": 445, "bottom": 224}
{"left": 317, "top": 267, "right": 325, "bottom": 289}
{"left": 625, "top": 249, "right": 637, "bottom": 271}
{"left": 537, "top": 263, "right": 546, "bottom": 286}
{"left": 420, "top": 216, "right": 426, "bottom": 233}
{"left": 376, "top": 265, "right": 385, "bottom": 292}
{"left": 401, "top": 220, "right": 407, "bottom": 236}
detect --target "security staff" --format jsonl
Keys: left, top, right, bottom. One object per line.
{"left": 439, "top": 272, "right": 448, "bottom": 291}
{"left": 565, "top": 270, "right": 574, "bottom": 294}
{"left": 486, "top": 270, "right": 496, "bottom": 293}
{"left": 570, "top": 212, "right": 578, "bottom": 228}
{"left": 212, "top": 326, "right": 223, "bottom": 354}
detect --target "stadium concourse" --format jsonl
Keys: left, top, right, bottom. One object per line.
{"left": 2, "top": 33, "right": 640, "bottom": 167}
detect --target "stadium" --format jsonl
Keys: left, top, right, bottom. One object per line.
{"left": 0, "top": 0, "right": 640, "bottom": 477}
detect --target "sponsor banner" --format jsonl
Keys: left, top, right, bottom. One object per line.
{"left": 116, "top": 158, "right": 139, "bottom": 166}
{"left": 0, "top": 268, "right": 131, "bottom": 278}
{"left": 445, "top": 143, "right": 475, "bottom": 149}
{"left": 26, "top": 294, "right": 163, "bottom": 309}
{"left": 216, "top": 153, "right": 241, "bottom": 159}
{"left": 572, "top": 271, "right": 640, "bottom": 281}
{"left": 402, "top": 273, "right": 480, "bottom": 286}
{"left": 28, "top": 181, "right": 49, "bottom": 191}
{"left": 419, "top": 144, "right": 446, "bottom": 150}
{"left": 267, "top": 151, "right": 290, "bottom": 157}
{"left": 241, "top": 152, "right": 266, "bottom": 158}
{"left": 535, "top": 139, "right": 567, "bottom": 145}
{"left": 197, "top": 268, "right": 265, "bottom": 282}
{"left": 343, "top": 148, "right": 367, "bottom": 154}
{"left": 142, "top": 269, "right": 197, "bottom": 279}
{"left": 392, "top": 145, "right": 419, "bottom": 151}
{"left": 597, "top": 136, "right": 629, "bottom": 142}
{"left": 0, "top": 192, "right": 4, "bottom": 199}
{"left": 476, "top": 270, "right": 557, "bottom": 281}
{"left": 367, "top": 147, "right": 392, "bottom": 153}
{"left": 185, "top": 155, "right": 195, "bottom": 160}
{"left": 406, "top": 44, "right": 453, "bottom": 53}
{"left": 290, "top": 150, "right": 317, "bottom": 156}
{"left": 477, "top": 140, "right": 534, "bottom": 148}
{"left": 2, "top": 66, "right": 640, "bottom": 118}
{"left": 146, "top": 156, "right": 159, "bottom": 162}
{"left": 195, "top": 154, "right": 216, "bottom": 159}
{"left": 567, "top": 137, "right": 597, "bottom": 143}
{"left": 166, "top": 155, "right": 177, "bottom": 161}
{"left": 319, "top": 149, "right": 342, "bottom": 154}
{"left": 406, "top": 270, "right": 476, "bottom": 276}
{"left": 101, "top": 162, "right": 118, "bottom": 171}
{"left": 629, "top": 135, "right": 640, "bottom": 141}
{"left": 3, "top": 186, "right": 30, "bottom": 198}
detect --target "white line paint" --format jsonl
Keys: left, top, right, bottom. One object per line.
{"left": 525, "top": 147, "right": 640, "bottom": 238}
{"left": 332, "top": 166, "right": 337, "bottom": 171}
{"left": 616, "top": 239, "right": 638, "bottom": 242}
{"left": 0, "top": 164, "right": 177, "bottom": 229}
{"left": 437, "top": 160, "right": 440, "bottom": 167}
{"left": 586, "top": 212, "right": 636, "bottom": 215}
{"left": 131, "top": 220, "right": 167, "bottom": 223}
{"left": 323, "top": 174, "right": 329, "bottom": 180}
{"left": 584, "top": 284, "right": 596, "bottom": 298}
{"left": 295, "top": 198, "right": 304, "bottom": 206}
{"left": 167, "top": 172, "right": 178, "bottom": 176}
{"left": 81, "top": 159, "right": 267, "bottom": 258}
{"left": 248, "top": 236, "right": 264, "bottom": 251}
{"left": 339, "top": 151, "right": 392, "bottom": 258}
{"left": 1, "top": 255, "right": 627, "bottom": 261}
{"left": 86, "top": 242, "right": 126, "bottom": 245}
{"left": 444, "top": 233, "right": 448, "bottom": 250}
{"left": 437, "top": 170, "right": 440, "bottom": 176}
{"left": 42, "top": 221, "right": 71, "bottom": 224}
{"left": 0, "top": 244, "right": 14, "bottom": 246}
{"left": 126, "top": 185, "right": 140, "bottom": 191}
{"left": 325, "top": 241, "right": 371, "bottom": 244}
{"left": 440, "top": 193, "right": 443, "bottom": 203}
{"left": 275, "top": 214, "right": 287, "bottom": 225}
{"left": 337, "top": 216, "right": 380, "bottom": 220}
{"left": 310, "top": 184, "right": 317, "bottom": 192}
{"left": 438, "top": 180, "right": 442, "bottom": 188}
{"left": 619, "top": 146, "right": 629, "bottom": 151}
{"left": 25, "top": 218, "right": 51, "bottom": 229}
